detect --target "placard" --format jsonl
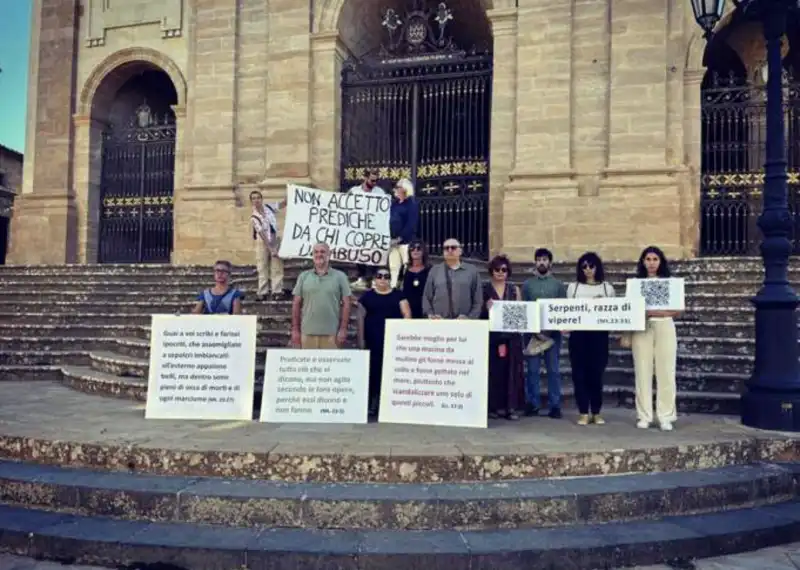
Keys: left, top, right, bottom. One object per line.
{"left": 145, "top": 315, "right": 257, "bottom": 420}
{"left": 279, "top": 184, "right": 391, "bottom": 266}
{"left": 488, "top": 301, "right": 541, "bottom": 333}
{"left": 260, "top": 349, "right": 369, "bottom": 424}
{"left": 540, "top": 297, "right": 646, "bottom": 331}
{"left": 625, "top": 278, "right": 686, "bottom": 311}
{"left": 378, "top": 319, "right": 489, "bottom": 429}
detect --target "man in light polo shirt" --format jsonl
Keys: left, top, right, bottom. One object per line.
{"left": 291, "top": 242, "right": 353, "bottom": 349}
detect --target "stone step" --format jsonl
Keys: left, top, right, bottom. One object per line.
{"left": 60, "top": 365, "right": 147, "bottom": 401}
{"left": 1, "top": 498, "right": 799, "bottom": 569}
{"left": 0, "top": 459, "right": 795, "bottom": 531}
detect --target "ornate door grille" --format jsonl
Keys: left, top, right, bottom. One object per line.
{"left": 99, "top": 104, "right": 176, "bottom": 264}
{"left": 700, "top": 70, "right": 800, "bottom": 256}
{"left": 340, "top": 1, "right": 492, "bottom": 259}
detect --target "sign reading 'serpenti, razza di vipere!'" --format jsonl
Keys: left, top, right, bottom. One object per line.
{"left": 540, "top": 297, "right": 646, "bottom": 331}
{"left": 279, "top": 184, "right": 391, "bottom": 266}
{"left": 144, "top": 315, "right": 258, "bottom": 420}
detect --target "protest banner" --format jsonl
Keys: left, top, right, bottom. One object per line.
{"left": 540, "top": 297, "right": 646, "bottom": 331}
{"left": 379, "top": 319, "right": 489, "bottom": 429}
{"left": 260, "top": 349, "right": 369, "bottom": 424}
{"left": 279, "top": 184, "right": 391, "bottom": 266}
{"left": 145, "top": 315, "right": 257, "bottom": 420}
{"left": 488, "top": 301, "right": 541, "bottom": 333}
{"left": 625, "top": 278, "right": 686, "bottom": 311}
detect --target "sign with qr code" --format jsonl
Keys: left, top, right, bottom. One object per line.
{"left": 378, "top": 319, "right": 489, "bottom": 429}
{"left": 625, "top": 278, "right": 685, "bottom": 311}
{"left": 540, "top": 297, "right": 646, "bottom": 331}
{"left": 488, "top": 301, "right": 541, "bottom": 333}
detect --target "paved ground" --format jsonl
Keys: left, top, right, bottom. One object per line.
{"left": 0, "top": 542, "right": 799, "bottom": 569}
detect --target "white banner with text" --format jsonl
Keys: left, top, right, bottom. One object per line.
{"left": 145, "top": 315, "right": 257, "bottom": 420}
{"left": 378, "top": 319, "right": 489, "bottom": 429}
{"left": 279, "top": 184, "right": 391, "bottom": 266}
{"left": 488, "top": 300, "right": 541, "bottom": 333}
{"left": 260, "top": 349, "right": 369, "bottom": 424}
{"left": 540, "top": 297, "right": 646, "bottom": 331}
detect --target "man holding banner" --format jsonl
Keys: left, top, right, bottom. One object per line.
{"left": 348, "top": 168, "right": 388, "bottom": 291}
{"left": 250, "top": 190, "right": 288, "bottom": 301}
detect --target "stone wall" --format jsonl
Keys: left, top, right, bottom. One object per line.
{"left": 10, "top": 0, "right": 712, "bottom": 266}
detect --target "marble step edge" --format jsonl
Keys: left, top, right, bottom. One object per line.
{"left": 1, "top": 500, "right": 800, "bottom": 570}
{"left": 0, "top": 459, "right": 796, "bottom": 531}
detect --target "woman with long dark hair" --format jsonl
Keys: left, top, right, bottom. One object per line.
{"left": 566, "top": 252, "right": 615, "bottom": 425}
{"left": 631, "top": 245, "right": 680, "bottom": 431}
{"left": 401, "top": 240, "right": 431, "bottom": 318}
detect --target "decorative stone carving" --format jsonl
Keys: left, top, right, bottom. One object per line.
{"left": 85, "top": 0, "right": 183, "bottom": 47}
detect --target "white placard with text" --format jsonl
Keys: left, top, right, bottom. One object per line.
{"left": 378, "top": 319, "right": 489, "bottom": 429}
{"left": 279, "top": 184, "right": 391, "bottom": 266}
{"left": 625, "top": 278, "right": 686, "bottom": 311}
{"left": 540, "top": 297, "right": 646, "bottom": 331}
{"left": 145, "top": 315, "right": 257, "bottom": 420}
{"left": 260, "top": 349, "right": 369, "bottom": 424}
{"left": 488, "top": 301, "right": 541, "bottom": 333}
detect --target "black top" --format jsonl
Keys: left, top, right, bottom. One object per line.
{"left": 360, "top": 289, "right": 406, "bottom": 349}
{"left": 401, "top": 266, "right": 431, "bottom": 319}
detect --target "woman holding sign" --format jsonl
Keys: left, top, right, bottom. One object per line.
{"left": 566, "top": 252, "right": 615, "bottom": 426}
{"left": 356, "top": 267, "right": 412, "bottom": 417}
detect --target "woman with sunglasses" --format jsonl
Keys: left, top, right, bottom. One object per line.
{"left": 401, "top": 240, "right": 431, "bottom": 319}
{"left": 356, "top": 267, "right": 412, "bottom": 417}
{"left": 566, "top": 251, "right": 615, "bottom": 426}
{"left": 481, "top": 255, "right": 525, "bottom": 420}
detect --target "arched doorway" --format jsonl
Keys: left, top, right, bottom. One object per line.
{"left": 339, "top": 0, "right": 493, "bottom": 258}
{"left": 699, "top": 15, "right": 800, "bottom": 256}
{"left": 96, "top": 69, "right": 177, "bottom": 263}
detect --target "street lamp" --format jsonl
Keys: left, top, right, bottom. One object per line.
{"left": 690, "top": 0, "right": 800, "bottom": 431}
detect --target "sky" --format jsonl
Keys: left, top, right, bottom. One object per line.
{"left": 0, "top": 0, "right": 32, "bottom": 154}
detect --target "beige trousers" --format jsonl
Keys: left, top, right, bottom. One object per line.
{"left": 255, "top": 238, "right": 284, "bottom": 296}
{"left": 301, "top": 335, "right": 338, "bottom": 349}
{"left": 388, "top": 244, "right": 409, "bottom": 289}
{"left": 631, "top": 317, "right": 678, "bottom": 424}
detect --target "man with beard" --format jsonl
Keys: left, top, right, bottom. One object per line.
{"left": 348, "top": 168, "right": 387, "bottom": 291}
{"left": 521, "top": 248, "right": 567, "bottom": 418}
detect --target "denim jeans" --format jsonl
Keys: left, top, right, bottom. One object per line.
{"left": 525, "top": 333, "right": 562, "bottom": 409}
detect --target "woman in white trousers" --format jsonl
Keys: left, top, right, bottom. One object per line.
{"left": 388, "top": 178, "right": 419, "bottom": 289}
{"left": 630, "top": 245, "right": 681, "bottom": 431}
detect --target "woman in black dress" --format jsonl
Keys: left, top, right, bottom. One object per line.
{"left": 400, "top": 240, "right": 431, "bottom": 318}
{"left": 356, "top": 267, "right": 412, "bottom": 417}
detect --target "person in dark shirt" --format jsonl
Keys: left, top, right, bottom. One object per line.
{"left": 401, "top": 240, "right": 431, "bottom": 318}
{"left": 388, "top": 178, "right": 420, "bottom": 289}
{"left": 191, "top": 260, "right": 244, "bottom": 315}
{"left": 356, "top": 267, "right": 412, "bottom": 417}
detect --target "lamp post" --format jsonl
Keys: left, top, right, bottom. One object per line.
{"left": 690, "top": 0, "right": 800, "bottom": 431}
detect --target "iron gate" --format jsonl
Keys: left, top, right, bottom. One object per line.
{"left": 340, "top": 1, "right": 492, "bottom": 259}
{"left": 700, "top": 70, "right": 800, "bottom": 256}
{"left": 99, "top": 103, "right": 176, "bottom": 263}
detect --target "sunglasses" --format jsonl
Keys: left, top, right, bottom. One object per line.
{"left": 443, "top": 245, "right": 460, "bottom": 251}
{"left": 214, "top": 268, "right": 230, "bottom": 274}
{"left": 409, "top": 244, "right": 422, "bottom": 251}
{"left": 375, "top": 273, "right": 391, "bottom": 279}
{"left": 493, "top": 266, "right": 508, "bottom": 273}
{"left": 582, "top": 263, "right": 595, "bottom": 270}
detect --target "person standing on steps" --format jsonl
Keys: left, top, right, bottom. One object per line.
{"left": 388, "top": 178, "right": 419, "bottom": 289}
{"left": 348, "top": 168, "right": 388, "bottom": 291}
{"left": 521, "top": 248, "right": 567, "bottom": 419}
{"left": 191, "top": 260, "right": 244, "bottom": 315}
{"left": 291, "top": 242, "right": 353, "bottom": 350}
{"left": 566, "top": 252, "right": 615, "bottom": 426}
{"left": 402, "top": 240, "right": 432, "bottom": 319}
{"left": 422, "top": 238, "right": 482, "bottom": 320}
{"left": 250, "top": 190, "right": 289, "bottom": 301}
{"left": 631, "top": 245, "right": 680, "bottom": 432}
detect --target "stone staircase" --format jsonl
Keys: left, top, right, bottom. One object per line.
{"left": 0, "top": 257, "right": 796, "bottom": 416}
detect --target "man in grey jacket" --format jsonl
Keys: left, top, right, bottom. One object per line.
{"left": 422, "top": 238, "right": 482, "bottom": 319}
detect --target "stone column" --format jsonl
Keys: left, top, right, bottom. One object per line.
{"left": 7, "top": 0, "right": 80, "bottom": 264}
{"left": 486, "top": 8, "right": 518, "bottom": 256}
{"left": 682, "top": 69, "right": 705, "bottom": 257}
{"left": 72, "top": 114, "right": 106, "bottom": 263}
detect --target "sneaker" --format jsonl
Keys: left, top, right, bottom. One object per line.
{"left": 659, "top": 421, "right": 674, "bottom": 432}
{"left": 577, "top": 414, "right": 590, "bottom": 426}
{"left": 591, "top": 415, "right": 606, "bottom": 425}
{"left": 548, "top": 407, "right": 562, "bottom": 419}
{"left": 524, "top": 405, "right": 540, "bottom": 417}
{"left": 636, "top": 420, "right": 650, "bottom": 429}
{"left": 351, "top": 278, "right": 368, "bottom": 290}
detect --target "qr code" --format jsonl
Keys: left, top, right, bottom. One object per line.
{"left": 501, "top": 303, "right": 529, "bottom": 332}
{"left": 640, "top": 280, "right": 671, "bottom": 307}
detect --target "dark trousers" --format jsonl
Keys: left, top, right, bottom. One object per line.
{"left": 568, "top": 331, "right": 609, "bottom": 415}
{"left": 367, "top": 345, "right": 384, "bottom": 410}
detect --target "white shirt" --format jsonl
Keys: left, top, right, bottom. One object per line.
{"left": 348, "top": 183, "right": 387, "bottom": 196}
{"left": 251, "top": 203, "right": 281, "bottom": 242}
{"left": 567, "top": 281, "right": 616, "bottom": 299}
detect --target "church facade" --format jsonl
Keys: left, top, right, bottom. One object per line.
{"left": 7, "top": 0, "right": 800, "bottom": 265}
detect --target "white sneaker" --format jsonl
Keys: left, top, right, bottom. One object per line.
{"left": 659, "top": 421, "right": 674, "bottom": 432}
{"left": 636, "top": 420, "right": 650, "bottom": 429}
